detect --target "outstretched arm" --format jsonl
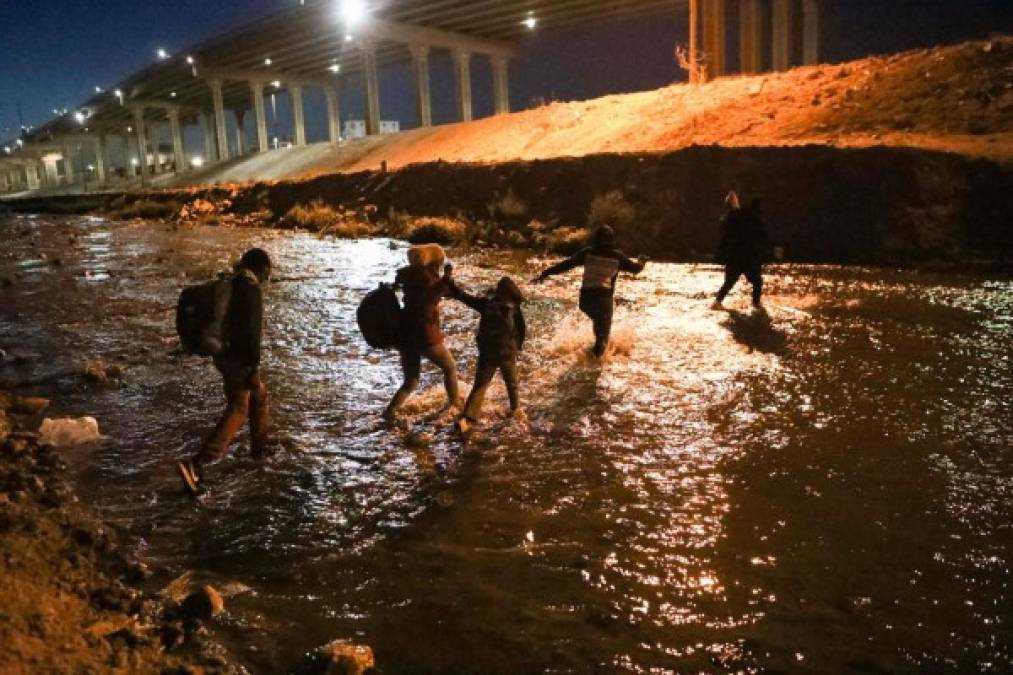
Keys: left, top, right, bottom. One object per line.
{"left": 616, "top": 251, "right": 647, "bottom": 275}
{"left": 533, "top": 248, "right": 588, "bottom": 283}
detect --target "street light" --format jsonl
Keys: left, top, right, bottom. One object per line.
{"left": 340, "top": 0, "right": 368, "bottom": 29}
{"left": 157, "top": 48, "right": 170, "bottom": 60}
{"left": 523, "top": 13, "right": 538, "bottom": 30}
{"left": 328, "top": 63, "right": 341, "bottom": 74}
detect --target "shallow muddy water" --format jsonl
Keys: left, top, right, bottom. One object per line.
{"left": 1, "top": 214, "right": 1011, "bottom": 673}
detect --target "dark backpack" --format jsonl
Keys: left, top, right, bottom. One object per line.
{"left": 357, "top": 283, "right": 402, "bottom": 349}
{"left": 478, "top": 299, "right": 520, "bottom": 356}
{"left": 176, "top": 275, "right": 233, "bottom": 356}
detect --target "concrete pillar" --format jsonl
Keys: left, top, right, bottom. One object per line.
{"left": 94, "top": 135, "right": 107, "bottom": 185}
{"left": 234, "top": 109, "right": 247, "bottom": 155}
{"left": 410, "top": 45, "right": 432, "bottom": 127}
{"left": 491, "top": 56, "right": 510, "bottom": 115}
{"left": 209, "top": 78, "right": 230, "bottom": 160}
{"left": 132, "top": 108, "right": 150, "bottom": 182}
{"left": 453, "top": 49, "right": 473, "bottom": 122}
{"left": 360, "top": 40, "right": 381, "bottom": 136}
{"left": 802, "top": 0, "right": 820, "bottom": 65}
{"left": 62, "top": 145, "right": 76, "bottom": 184}
{"left": 201, "top": 113, "right": 218, "bottom": 162}
{"left": 167, "top": 110, "right": 185, "bottom": 173}
{"left": 290, "top": 85, "right": 306, "bottom": 146}
{"left": 772, "top": 0, "right": 793, "bottom": 72}
{"left": 0, "top": 170, "right": 8, "bottom": 192}
{"left": 701, "top": 0, "right": 726, "bottom": 80}
{"left": 250, "top": 82, "right": 269, "bottom": 152}
{"left": 149, "top": 123, "right": 164, "bottom": 175}
{"left": 324, "top": 85, "right": 341, "bottom": 143}
{"left": 688, "top": 0, "right": 700, "bottom": 83}
{"left": 739, "top": 0, "right": 763, "bottom": 74}
{"left": 42, "top": 158, "right": 58, "bottom": 187}
{"left": 26, "top": 164, "right": 40, "bottom": 190}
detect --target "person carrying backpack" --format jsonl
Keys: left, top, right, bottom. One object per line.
{"left": 177, "top": 248, "right": 272, "bottom": 496}
{"left": 449, "top": 276, "right": 526, "bottom": 434}
{"left": 384, "top": 244, "right": 461, "bottom": 420}
{"left": 532, "top": 224, "right": 646, "bottom": 358}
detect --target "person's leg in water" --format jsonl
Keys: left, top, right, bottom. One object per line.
{"left": 499, "top": 358, "right": 522, "bottom": 416}
{"left": 247, "top": 371, "right": 271, "bottom": 457}
{"left": 714, "top": 265, "right": 742, "bottom": 307}
{"left": 179, "top": 359, "right": 253, "bottom": 494}
{"left": 424, "top": 343, "right": 461, "bottom": 410}
{"left": 580, "top": 288, "right": 614, "bottom": 358}
{"left": 384, "top": 347, "right": 422, "bottom": 419}
{"left": 744, "top": 264, "right": 763, "bottom": 307}
{"left": 457, "top": 355, "right": 497, "bottom": 433}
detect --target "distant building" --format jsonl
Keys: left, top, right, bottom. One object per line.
{"left": 343, "top": 120, "right": 400, "bottom": 139}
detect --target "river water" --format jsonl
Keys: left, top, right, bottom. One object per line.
{"left": 1, "top": 214, "right": 1010, "bottom": 673}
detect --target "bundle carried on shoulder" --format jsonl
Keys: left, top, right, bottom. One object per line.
{"left": 175, "top": 272, "right": 234, "bottom": 356}
{"left": 357, "top": 283, "right": 402, "bottom": 349}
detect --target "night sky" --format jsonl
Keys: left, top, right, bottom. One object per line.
{"left": 1, "top": 0, "right": 1010, "bottom": 144}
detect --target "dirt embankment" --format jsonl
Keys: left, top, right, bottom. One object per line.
{"left": 303, "top": 36, "right": 1013, "bottom": 175}
{"left": 0, "top": 393, "right": 241, "bottom": 675}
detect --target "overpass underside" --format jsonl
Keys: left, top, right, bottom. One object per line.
{"left": 1, "top": 0, "right": 822, "bottom": 196}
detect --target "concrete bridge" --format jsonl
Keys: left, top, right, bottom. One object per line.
{"left": 1, "top": 0, "right": 821, "bottom": 196}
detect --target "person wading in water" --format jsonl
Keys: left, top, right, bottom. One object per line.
{"left": 385, "top": 244, "right": 461, "bottom": 420}
{"left": 712, "top": 191, "right": 770, "bottom": 309}
{"left": 532, "top": 224, "right": 646, "bottom": 358}
{"left": 177, "top": 248, "right": 272, "bottom": 496}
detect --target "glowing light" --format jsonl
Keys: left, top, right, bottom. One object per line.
{"left": 2, "top": 146, "right": 10, "bottom": 155}
{"left": 131, "top": 158, "right": 140, "bottom": 166}
{"left": 186, "top": 55, "right": 195, "bottom": 65}
{"left": 523, "top": 13, "right": 537, "bottom": 30}
{"left": 271, "top": 80, "right": 282, "bottom": 88}
{"left": 126, "top": 126, "right": 133, "bottom": 133}
{"left": 344, "top": 34, "right": 354, "bottom": 42}
{"left": 86, "top": 164, "right": 95, "bottom": 171}
{"left": 157, "top": 48, "right": 170, "bottom": 60}
{"left": 73, "top": 111, "right": 86, "bottom": 124}
{"left": 328, "top": 63, "right": 341, "bottom": 73}
{"left": 170, "top": 91, "right": 177, "bottom": 98}
{"left": 264, "top": 57, "right": 273, "bottom": 66}
{"left": 94, "top": 86, "right": 103, "bottom": 93}
{"left": 340, "top": 0, "right": 368, "bottom": 28}
{"left": 190, "top": 156, "right": 204, "bottom": 168}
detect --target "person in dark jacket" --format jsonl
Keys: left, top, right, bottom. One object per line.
{"left": 532, "top": 224, "right": 646, "bottom": 358}
{"left": 385, "top": 244, "right": 461, "bottom": 419}
{"left": 178, "top": 248, "right": 272, "bottom": 495}
{"left": 713, "top": 193, "right": 769, "bottom": 308}
{"left": 450, "top": 276, "right": 526, "bottom": 433}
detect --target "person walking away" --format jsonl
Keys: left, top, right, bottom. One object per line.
{"left": 449, "top": 276, "right": 527, "bottom": 434}
{"left": 385, "top": 244, "right": 461, "bottom": 420}
{"left": 532, "top": 224, "right": 646, "bottom": 358}
{"left": 712, "top": 193, "right": 769, "bottom": 309}
{"left": 178, "top": 248, "right": 272, "bottom": 496}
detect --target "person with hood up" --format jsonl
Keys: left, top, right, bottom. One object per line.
{"left": 532, "top": 224, "right": 646, "bottom": 358}
{"left": 712, "top": 191, "right": 769, "bottom": 309}
{"left": 385, "top": 244, "right": 461, "bottom": 419}
{"left": 449, "top": 276, "right": 527, "bottom": 434}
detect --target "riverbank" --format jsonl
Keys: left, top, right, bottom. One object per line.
{"left": 0, "top": 391, "right": 239, "bottom": 674}
{"left": 5, "top": 144, "right": 1012, "bottom": 268}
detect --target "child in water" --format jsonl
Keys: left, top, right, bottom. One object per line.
{"left": 449, "top": 276, "right": 527, "bottom": 434}
{"left": 533, "top": 224, "right": 646, "bottom": 358}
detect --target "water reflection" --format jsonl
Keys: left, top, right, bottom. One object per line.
{"left": 0, "top": 215, "right": 1011, "bottom": 673}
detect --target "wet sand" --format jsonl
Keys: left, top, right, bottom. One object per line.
{"left": 1, "top": 214, "right": 1011, "bottom": 672}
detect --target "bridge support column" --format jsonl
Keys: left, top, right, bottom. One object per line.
{"left": 149, "top": 124, "right": 163, "bottom": 175}
{"left": 290, "top": 85, "right": 306, "bottom": 146}
{"left": 410, "top": 45, "right": 432, "bottom": 127}
{"left": 62, "top": 144, "right": 76, "bottom": 185}
{"left": 250, "top": 82, "right": 269, "bottom": 152}
{"left": 132, "top": 108, "right": 150, "bottom": 183}
{"left": 701, "top": 0, "right": 726, "bottom": 80}
{"left": 201, "top": 113, "right": 218, "bottom": 162}
{"left": 492, "top": 56, "right": 510, "bottom": 114}
{"left": 94, "top": 135, "right": 107, "bottom": 185}
{"left": 209, "top": 78, "right": 230, "bottom": 160}
{"left": 234, "top": 109, "right": 247, "bottom": 155}
{"left": 167, "top": 110, "right": 186, "bottom": 173}
{"left": 739, "top": 0, "right": 763, "bottom": 73}
{"left": 324, "top": 85, "right": 341, "bottom": 143}
{"left": 360, "top": 40, "right": 381, "bottom": 136}
{"left": 802, "top": 0, "right": 820, "bottom": 65}
{"left": 453, "top": 49, "right": 473, "bottom": 122}
{"left": 772, "top": 0, "right": 793, "bottom": 71}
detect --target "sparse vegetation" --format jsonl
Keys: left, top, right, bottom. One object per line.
{"left": 398, "top": 216, "right": 469, "bottom": 245}
{"left": 106, "top": 199, "right": 180, "bottom": 221}
{"left": 588, "top": 190, "right": 636, "bottom": 228}
{"left": 544, "top": 226, "right": 589, "bottom": 254}
{"left": 493, "top": 189, "right": 529, "bottom": 219}
{"left": 283, "top": 199, "right": 342, "bottom": 230}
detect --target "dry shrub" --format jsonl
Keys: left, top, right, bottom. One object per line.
{"left": 588, "top": 190, "right": 636, "bottom": 229}
{"left": 284, "top": 199, "right": 341, "bottom": 230}
{"left": 544, "top": 226, "right": 589, "bottom": 254}
{"left": 493, "top": 189, "right": 528, "bottom": 219}
{"left": 401, "top": 215, "right": 468, "bottom": 244}
{"left": 319, "top": 220, "right": 376, "bottom": 239}
{"left": 107, "top": 199, "right": 180, "bottom": 220}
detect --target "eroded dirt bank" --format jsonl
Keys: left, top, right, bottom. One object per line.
{"left": 7, "top": 145, "right": 1012, "bottom": 266}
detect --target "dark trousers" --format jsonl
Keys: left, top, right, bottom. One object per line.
{"left": 716, "top": 263, "right": 763, "bottom": 305}
{"left": 197, "top": 356, "right": 270, "bottom": 465}
{"left": 462, "top": 354, "right": 520, "bottom": 422}
{"left": 579, "top": 288, "right": 614, "bottom": 357}
{"left": 386, "top": 343, "right": 460, "bottom": 416}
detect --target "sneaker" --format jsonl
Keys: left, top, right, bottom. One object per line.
{"left": 177, "top": 460, "right": 202, "bottom": 496}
